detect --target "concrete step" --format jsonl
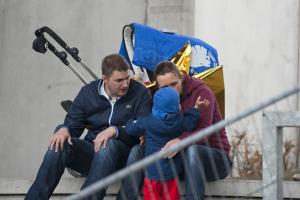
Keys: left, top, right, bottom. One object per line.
{"left": 0, "top": 178, "right": 299, "bottom": 199}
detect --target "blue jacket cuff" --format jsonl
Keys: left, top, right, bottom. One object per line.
{"left": 54, "top": 124, "right": 69, "bottom": 134}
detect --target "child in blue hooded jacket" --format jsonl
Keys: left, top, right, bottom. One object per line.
{"left": 125, "top": 87, "right": 209, "bottom": 200}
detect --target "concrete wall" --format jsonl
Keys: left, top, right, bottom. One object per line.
{"left": 146, "top": 0, "right": 195, "bottom": 36}
{"left": 194, "top": 0, "right": 300, "bottom": 140}
{"left": 0, "top": 0, "right": 146, "bottom": 179}
{"left": 1, "top": 0, "right": 300, "bottom": 180}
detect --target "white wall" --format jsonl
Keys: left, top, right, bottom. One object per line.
{"left": 0, "top": 0, "right": 146, "bottom": 179}
{"left": 194, "top": 0, "right": 300, "bottom": 139}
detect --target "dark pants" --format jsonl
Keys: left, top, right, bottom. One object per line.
{"left": 117, "top": 144, "right": 232, "bottom": 200}
{"left": 25, "top": 138, "right": 130, "bottom": 200}
{"left": 183, "top": 144, "right": 232, "bottom": 200}
{"left": 117, "top": 144, "right": 145, "bottom": 200}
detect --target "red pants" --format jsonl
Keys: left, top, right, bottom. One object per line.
{"left": 143, "top": 177, "right": 180, "bottom": 200}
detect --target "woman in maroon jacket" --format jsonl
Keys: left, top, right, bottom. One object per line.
{"left": 154, "top": 61, "right": 232, "bottom": 200}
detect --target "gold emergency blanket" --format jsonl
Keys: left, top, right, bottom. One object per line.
{"left": 194, "top": 66, "right": 225, "bottom": 118}
{"left": 171, "top": 42, "right": 191, "bottom": 76}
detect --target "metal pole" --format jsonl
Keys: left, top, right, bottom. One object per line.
{"left": 66, "top": 63, "right": 88, "bottom": 85}
{"left": 79, "top": 60, "right": 98, "bottom": 80}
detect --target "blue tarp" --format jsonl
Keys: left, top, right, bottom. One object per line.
{"left": 119, "top": 23, "right": 219, "bottom": 75}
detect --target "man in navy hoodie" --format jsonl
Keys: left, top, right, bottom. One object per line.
{"left": 25, "top": 54, "right": 152, "bottom": 200}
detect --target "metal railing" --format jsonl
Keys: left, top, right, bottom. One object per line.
{"left": 67, "top": 84, "right": 300, "bottom": 200}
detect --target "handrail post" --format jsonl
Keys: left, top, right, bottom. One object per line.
{"left": 262, "top": 111, "right": 300, "bottom": 200}
{"left": 262, "top": 112, "right": 283, "bottom": 200}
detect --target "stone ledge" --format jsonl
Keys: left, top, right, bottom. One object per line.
{"left": 0, "top": 178, "right": 299, "bottom": 198}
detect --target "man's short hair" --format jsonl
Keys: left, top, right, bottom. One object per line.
{"left": 154, "top": 61, "right": 181, "bottom": 80}
{"left": 102, "top": 54, "right": 130, "bottom": 77}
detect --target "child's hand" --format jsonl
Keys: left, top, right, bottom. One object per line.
{"left": 194, "top": 96, "right": 210, "bottom": 110}
{"left": 139, "top": 135, "right": 145, "bottom": 145}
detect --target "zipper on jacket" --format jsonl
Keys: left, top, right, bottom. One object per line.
{"left": 108, "top": 99, "right": 117, "bottom": 126}
{"left": 98, "top": 80, "right": 119, "bottom": 126}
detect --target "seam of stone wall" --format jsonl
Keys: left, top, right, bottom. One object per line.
{"left": 190, "top": 0, "right": 195, "bottom": 37}
{"left": 0, "top": 0, "right": 4, "bottom": 60}
{"left": 298, "top": 1, "right": 300, "bottom": 105}
{"left": 145, "top": 0, "right": 149, "bottom": 25}
{"left": 296, "top": 0, "right": 300, "bottom": 169}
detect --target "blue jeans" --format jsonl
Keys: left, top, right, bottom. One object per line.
{"left": 25, "top": 138, "right": 130, "bottom": 200}
{"left": 117, "top": 144, "right": 232, "bottom": 200}
{"left": 117, "top": 144, "right": 145, "bottom": 200}
{"left": 183, "top": 144, "right": 232, "bottom": 200}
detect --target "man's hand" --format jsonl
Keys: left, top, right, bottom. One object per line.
{"left": 161, "top": 137, "right": 181, "bottom": 159}
{"left": 49, "top": 127, "right": 72, "bottom": 152}
{"left": 93, "top": 127, "right": 116, "bottom": 152}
